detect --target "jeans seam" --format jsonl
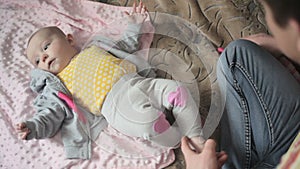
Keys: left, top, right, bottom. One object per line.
{"left": 230, "top": 64, "right": 252, "bottom": 169}
{"left": 235, "top": 62, "right": 274, "bottom": 145}
{"left": 230, "top": 62, "right": 275, "bottom": 169}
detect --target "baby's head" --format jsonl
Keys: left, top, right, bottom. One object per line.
{"left": 26, "top": 26, "right": 79, "bottom": 74}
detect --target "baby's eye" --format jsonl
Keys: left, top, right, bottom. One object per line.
{"left": 35, "top": 58, "right": 40, "bottom": 65}
{"left": 43, "top": 43, "right": 50, "bottom": 50}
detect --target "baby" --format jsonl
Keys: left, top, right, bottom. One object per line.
{"left": 16, "top": 2, "right": 205, "bottom": 159}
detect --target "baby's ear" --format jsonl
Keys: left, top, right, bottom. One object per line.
{"left": 66, "top": 34, "right": 75, "bottom": 46}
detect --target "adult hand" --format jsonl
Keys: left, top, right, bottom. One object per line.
{"left": 242, "top": 33, "right": 282, "bottom": 57}
{"left": 181, "top": 137, "right": 228, "bottom": 169}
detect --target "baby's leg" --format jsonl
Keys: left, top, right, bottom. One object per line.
{"left": 136, "top": 77, "right": 204, "bottom": 149}
{"left": 190, "top": 136, "right": 206, "bottom": 153}
{"left": 103, "top": 75, "right": 204, "bottom": 148}
{"left": 165, "top": 83, "right": 204, "bottom": 151}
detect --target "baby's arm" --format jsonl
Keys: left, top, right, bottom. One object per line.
{"left": 84, "top": 2, "right": 149, "bottom": 53}
{"left": 115, "top": 1, "right": 149, "bottom": 53}
{"left": 14, "top": 98, "right": 66, "bottom": 140}
{"left": 124, "top": 1, "right": 148, "bottom": 24}
{"left": 15, "top": 122, "right": 30, "bottom": 140}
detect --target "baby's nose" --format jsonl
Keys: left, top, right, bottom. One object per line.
{"left": 41, "top": 53, "right": 48, "bottom": 62}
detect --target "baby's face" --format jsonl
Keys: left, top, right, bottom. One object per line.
{"left": 26, "top": 28, "right": 78, "bottom": 74}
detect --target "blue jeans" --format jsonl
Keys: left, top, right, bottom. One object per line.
{"left": 217, "top": 40, "right": 300, "bottom": 169}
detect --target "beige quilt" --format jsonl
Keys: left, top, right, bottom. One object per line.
{"left": 101, "top": 0, "right": 268, "bottom": 168}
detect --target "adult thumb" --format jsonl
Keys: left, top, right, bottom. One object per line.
{"left": 181, "top": 136, "right": 194, "bottom": 156}
{"left": 202, "top": 139, "right": 217, "bottom": 154}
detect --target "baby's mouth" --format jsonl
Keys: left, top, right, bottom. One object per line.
{"left": 48, "top": 58, "right": 55, "bottom": 69}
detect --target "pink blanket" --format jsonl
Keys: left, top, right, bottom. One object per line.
{"left": 0, "top": 0, "right": 174, "bottom": 168}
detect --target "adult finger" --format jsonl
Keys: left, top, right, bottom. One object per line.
{"left": 202, "top": 139, "right": 217, "bottom": 154}
{"left": 217, "top": 151, "right": 228, "bottom": 167}
{"left": 181, "top": 137, "right": 195, "bottom": 156}
{"left": 216, "top": 151, "right": 226, "bottom": 158}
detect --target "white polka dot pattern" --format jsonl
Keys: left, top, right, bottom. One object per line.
{"left": 58, "top": 45, "right": 136, "bottom": 115}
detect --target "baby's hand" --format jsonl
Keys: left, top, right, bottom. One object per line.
{"left": 124, "top": 1, "right": 148, "bottom": 24}
{"left": 15, "top": 122, "right": 30, "bottom": 140}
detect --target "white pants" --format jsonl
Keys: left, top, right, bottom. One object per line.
{"left": 102, "top": 74, "right": 203, "bottom": 147}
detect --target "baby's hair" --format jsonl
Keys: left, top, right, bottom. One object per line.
{"left": 27, "top": 26, "right": 66, "bottom": 48}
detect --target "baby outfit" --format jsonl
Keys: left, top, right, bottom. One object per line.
{"left": 57, "top": 45, "right": 136, "bottom": 115}
{"left": 102, "top": 73, "right": 203, "bottom": 147}
{"left": 27, "top": 69, "right": 107, "bottom": 159}
{"left": 58, "top": 45, "right": 203, "bottom": 147}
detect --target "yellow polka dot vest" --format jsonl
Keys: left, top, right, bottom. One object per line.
{"left": 58, "top": 45, "right": 136, "bottom": 116}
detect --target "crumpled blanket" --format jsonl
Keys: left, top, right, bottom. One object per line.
{"left": 108, "top": 0, "right": 268, "bottom": 47}
{"left": 0, "top": 0, "right": 175, "bottom": 168}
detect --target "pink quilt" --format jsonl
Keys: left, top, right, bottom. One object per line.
{"left": 0, "top": 0, "right": 174, "bottom": 168}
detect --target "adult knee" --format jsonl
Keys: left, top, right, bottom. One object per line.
{"left": 218, "top": 39, "right": 264, "bottom": 74}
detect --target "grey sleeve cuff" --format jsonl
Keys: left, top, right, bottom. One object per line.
{"left": 24, "top": 121, "right": 37, "bottom": 140}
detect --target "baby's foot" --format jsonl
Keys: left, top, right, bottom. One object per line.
{"left": 189, "top": 136, "right": 206, "bottom": 153}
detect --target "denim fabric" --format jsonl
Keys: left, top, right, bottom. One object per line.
{"left": 217, "top": 39, "right": 300, "bottom": 169}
